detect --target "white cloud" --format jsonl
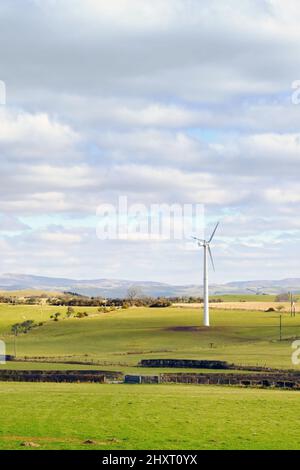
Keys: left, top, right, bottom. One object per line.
{"left": 0, "top": 0, "right": 299, "bottom": 282}
{"left": 264, "top": 188, "right": 300, "bottom": 204}
{"left": 0, "top": 109, "right": 79, "bottom": 158}
{"left": 39, "top": 231, "right": 82, "bottom": 243}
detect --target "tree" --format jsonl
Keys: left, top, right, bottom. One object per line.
{"left": 66, "top": 306, "right": 74, "bottom": 318}
{"left": 11, "top": 324, "right": 22, "bottom": 357}
{"left": 75, "top": 311, "right": 88, "bottom": 319}
{"left": 275, "top": 293, "right": 290, "bottom": 302}
{"left": 149, "top": 298, "right": 172, "bottom": 308}
{"left": 127, "top": 286, "right": 143, "bottom": 305}
{"left": 50, "top": 312, "right": 61, "bottom": 321}
{"left": 11, "top": 320, "right": 39, "bottom": 357}
{"left": 12, "top": 320, "right": 36, "bottom": 335}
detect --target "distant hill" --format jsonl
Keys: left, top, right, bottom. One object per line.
{"left": 0, "top": 273, "right": 299, "bottom": 298}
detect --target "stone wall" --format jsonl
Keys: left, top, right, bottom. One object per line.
{"left": 139, "top": 359, "right": 231, "bottom": 369}
{"left": 160, "top": 372, "right": 300, "bottom": 389}
{"left": 0, "top": 369, "right": 123, "bottom": 383}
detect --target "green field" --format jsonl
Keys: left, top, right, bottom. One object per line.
{"left": 0, "top": 382, "right": 300, "bottom": 450}
{"left": 1, "top": 303, "right": 300, "bottom": 370}
{"left": 1, "top": 303, "right": 300, "bottom": 450}
{"left": 210, "top": 294, "right": 276, "bottom": 302}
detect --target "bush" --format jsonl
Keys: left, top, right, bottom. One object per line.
{"left": 11, "top": 320, "right": 41, "bottom": 335}
{"left": 150, "top": 299, "right": 172, "bottom": 308}
{"left": 76, "top": 311, "right": 88, "bottom": 319}
{"left": 275, "top": 293, "right": 290, "bottom": 302}
{"left": 66, "top": 306, "right": 74, "bottom": 317}
{"left": 50, "top": 312, "right": 61, "bottom": 321}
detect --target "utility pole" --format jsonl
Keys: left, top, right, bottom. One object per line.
{"left": 14, "top": 333, "right": 17, "bottom": 358}
{"left": 290, "top": 292, "right": 296, "bottom": 317}
{"left": 279, "top": 315, "right": 282, "bottom": 342}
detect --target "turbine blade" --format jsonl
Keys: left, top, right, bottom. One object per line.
{"left": 208, "top": 222, "right": 219, "bottom": 243}
{"left": 208, "top": 245, "right": 215, "bottom": 271}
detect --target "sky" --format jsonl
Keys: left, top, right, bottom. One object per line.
{"left": 0, "top": 0, "right": 300, "bottom": 284}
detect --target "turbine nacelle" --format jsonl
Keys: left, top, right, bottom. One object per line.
{"left": 192, "top": 222, "right": 219, "bottom": 271}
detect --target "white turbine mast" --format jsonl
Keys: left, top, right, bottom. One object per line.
{"left": 192, "top": 222, "right": 219, "bottom": 327}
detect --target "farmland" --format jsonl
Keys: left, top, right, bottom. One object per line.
{"left": 0, "top": 382, "right": 300, "bottom": 450}
{"left": 175, "top": 301, "right": 300, "bottom": 313}
{"left": 0, "top": 303, "right": 300, "bottom": 370}
{"left": 1, "top": 301, "right": 300, "bottom": 450}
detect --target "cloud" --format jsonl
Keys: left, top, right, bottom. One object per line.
{"left": 0, "top": 109, "right": 80, "bottom": 159}
{"left": 1, "top": 0, "right": 299, "bottom": 101}
{"left": 0, "top": 0, "right": 299, "bottom": 282}
{"left": 0, "top": 215, "right": 29, "bottom": 232}
{"left": 39, "top": 231, "right": 83, "bottom": 244}
{"left": 264, "top": 187, "right": 300, "bottom": 204}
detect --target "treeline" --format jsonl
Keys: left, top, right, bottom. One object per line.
{"left": 0, "top": 293, "right": 225, "bottom": 307}
{"left": 49, "top": 296, "right": 120, "bottom": 307}
{"left": 0, "top": 295, "right": 47, "bottom": 305}
{"left": 48, "top": 295, "right": 224, "bottom": 308}
{"left": 49, "top": 295, "right": 173, "bottom": 308}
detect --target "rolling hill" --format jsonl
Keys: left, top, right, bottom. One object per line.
{"left": 0, "top": 273, "right": 299, "bottom": 297}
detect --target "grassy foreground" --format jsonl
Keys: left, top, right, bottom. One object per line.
{"left": 0, "top": 382, "right": 299, "bottom": 450}
{"left": 1, "top": 304, "right": 300, "bottom": 450}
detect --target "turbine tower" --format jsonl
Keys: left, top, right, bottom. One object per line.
{"left": 192, "top": 222, "right": 219, "bottom": 327}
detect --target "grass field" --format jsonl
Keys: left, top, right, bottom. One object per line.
{"left": 1, "top": 302, "right": 300, "bottom": 450}
{"left": 0, "top": 382, "right": 300, "bottom": 450}
{"left": 210, "top": 294, "right": 277, "bottom": 302}
{"left": 1, "top": 303, "right": 300, "bottom": 370}
{"left": 175, "top": 301, "right": 300, "bottom": 313}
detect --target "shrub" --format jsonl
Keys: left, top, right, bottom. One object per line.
{"left": 76, "top": 311, "right": 88, "bottom": 319}
{"left": 275, "top": 293, "right": 290, "bottom": 302}
{"left": 66, "top": 306, "right": 74, "bottom": 318}
{"left": 50, "top": 312, "right": 61, "bottom": 321}
{"left": 11, "top": 320, "right": 40, "bottom": 335}
{"left": 150, "top": 298, "right": 172, "bottom": 308}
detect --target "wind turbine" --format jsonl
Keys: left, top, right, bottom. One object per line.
{"left": 247, "top": 287, "right": 266, "bottom": 295}
{"left": 192, "top": 222, "right": 219, "bottom": 327}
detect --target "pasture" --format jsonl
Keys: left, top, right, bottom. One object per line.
{"left": 0, "top": 303, "right": 300, "bottom": 370}
{"left": 0, "top": 382, "right": 300, "bottom": 450}
{"left": 175, "top": 301, "right": 300, "bottom": 313}
{"left": 1, "top": 302, "right": 300, "bottom": 450}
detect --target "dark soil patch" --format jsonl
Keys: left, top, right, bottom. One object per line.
{"left": 166, "top": 326, "right": 222, "bottom": 332}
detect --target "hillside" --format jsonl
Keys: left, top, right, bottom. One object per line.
{"left": 1, "top": 304, "right": 300, "bottom": 370}
{"left": 0, "top": 273, "right": 299, "bottom": 297}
